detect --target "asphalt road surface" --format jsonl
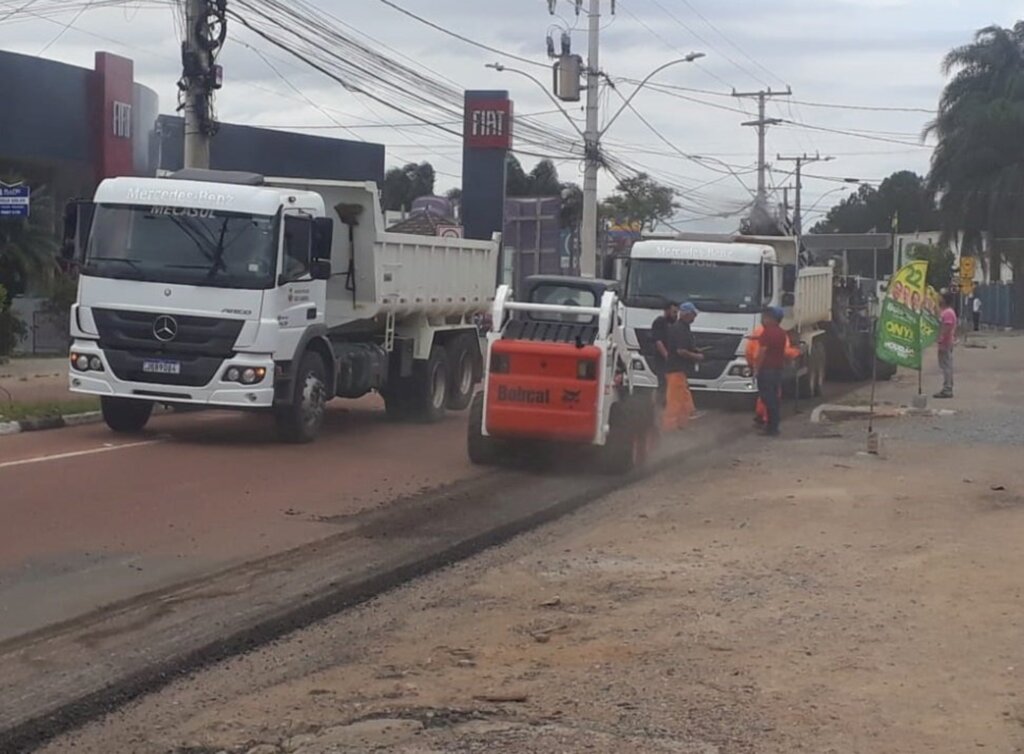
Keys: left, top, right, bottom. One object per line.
{"left": 0, "top": 397, "right": 479, "bottom": 642}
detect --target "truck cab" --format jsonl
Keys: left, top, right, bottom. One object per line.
{"left": 623, "top": 238, "right": 787, "bottom": 395}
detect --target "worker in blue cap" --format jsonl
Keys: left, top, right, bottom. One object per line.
{"left": 753, "top": 306, "right": 788, "bottom": 436}
{"left": 662, "top": 302, "right": 703, "bottom": 431}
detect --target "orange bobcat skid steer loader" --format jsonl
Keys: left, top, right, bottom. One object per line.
{"left": 467, "top": 276, "right": 656, "bottom": 475}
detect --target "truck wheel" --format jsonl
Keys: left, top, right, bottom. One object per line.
{"left": 101, "top": 397, "right": 153, "bottom": 433}
{"left": 410, "top": 346, "right": 449, "bottom": 422}
{"left": 445, "top": 334, "right": 480, "bottom": 411}
{"left": 275, "top": 352, "right": 328, "bottom": 443}
{"left": 467, "top": 392, "right": 499, "bottom": 465}
{"left": 875, "top": 358, "right": 897, "bottom": 381}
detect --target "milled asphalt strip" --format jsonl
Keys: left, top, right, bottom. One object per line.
{"left": 0, "top": 414, "right": 752, "bottom": 753}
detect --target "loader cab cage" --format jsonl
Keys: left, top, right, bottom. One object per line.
{"left": 501, "top": 276, "right": 620, "bottom": 346}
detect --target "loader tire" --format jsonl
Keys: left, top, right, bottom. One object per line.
{"left": 601, "top": 398, "right": 650, "bottom": 475}
{"left": 467, "top": 392, "right": 499, "bottom": 465}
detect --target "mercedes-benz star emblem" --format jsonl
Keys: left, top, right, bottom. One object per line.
{"left": 153, "top": 315, "right": 178, "bottom": 342}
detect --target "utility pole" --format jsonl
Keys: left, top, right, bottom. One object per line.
{"left": 181, "top": 0, "right": 226, "bottom": 169}
{"left": 580, "top": 0, "right": 602, "bottom": 278}
{"left": 776, "top": 152, "right": 833, "bottom": 239}
{"left": 732, "top": 87, "right": 791, "bottom": 206}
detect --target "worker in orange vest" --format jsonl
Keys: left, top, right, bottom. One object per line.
{"left": 744, "top": 315, "right": 801, "bottom": 426}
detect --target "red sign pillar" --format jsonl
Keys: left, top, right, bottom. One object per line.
{"left": 92, "top": 52, "right": 135, "bottom": 183}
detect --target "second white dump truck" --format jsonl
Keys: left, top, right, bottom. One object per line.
{"left": 62, "top": 169, "right": 500, "bottom": 442}
{"left": 622, "top": 233, "right": 890, "bottom": 401}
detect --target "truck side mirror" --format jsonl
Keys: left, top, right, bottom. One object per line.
{"left": 782, "top": 263, "right": 797, "bottom": 293}
{"left": 62, "top": 200, "right": 94, "bottom": 262}
{"left": 310, "top": 259, "right": 332, "bottom": 280}
{"left": 312, "top": 217, "right": 334, "bottom": 261}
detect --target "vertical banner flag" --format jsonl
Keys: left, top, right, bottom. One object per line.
{"left": 919, "top": 285, "right": 941, "bottom": 349}
{"left": 876, "top": 260, "right": 929, "bottom": 368}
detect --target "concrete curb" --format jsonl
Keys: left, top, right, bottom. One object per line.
{"left": 811, "top": 403, "right": 957, "bottom": 424}
{"left": 0, "top": 410, "right": 104, "bottom": 436}
{"left": 0, "top": 407, "right": 179, "bottom": 437}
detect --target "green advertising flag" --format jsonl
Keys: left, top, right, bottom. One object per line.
{"left": 876, "top": 260, "right": 929, "bottom": 368}
{"left": 919, "top": 285, "right": 941, "bottom": 349}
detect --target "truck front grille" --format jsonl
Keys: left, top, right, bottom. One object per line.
{"left": 93, "top": 308, "right": 244, "bottom": 358}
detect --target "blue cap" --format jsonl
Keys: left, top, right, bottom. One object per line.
{"left": 680, "top": 302, "right": 699, "bottom": 315}
{"left": 766, "top": 306, "right": 784, "bottom": 321}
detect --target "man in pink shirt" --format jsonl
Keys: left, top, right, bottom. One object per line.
{"left": 934, "top": 292, "right": 958, "bottom": 399}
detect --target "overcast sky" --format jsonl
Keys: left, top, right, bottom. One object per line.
{"left": 1, "top": 0, "right": 1019, "bottom": 227}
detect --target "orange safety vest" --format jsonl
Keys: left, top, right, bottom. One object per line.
{"left": 745, "top": 325, "right": 801, "bottom": 366}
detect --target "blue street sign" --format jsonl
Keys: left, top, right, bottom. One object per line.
{"left": 0, "top": 182, "right": 30, "bottom": 219}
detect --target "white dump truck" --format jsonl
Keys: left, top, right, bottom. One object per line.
{"left": 622, "top": 233, "right": 889, "bottom": 401}
{"left": 61, "top": 169, "right": 500, "bottom": 442}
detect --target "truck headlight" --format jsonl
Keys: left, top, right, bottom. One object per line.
{"left": 728, "top": 365, "right": 753, "bottom": 378}
{"left": 223, "top": 366, "right": 266, "bottom": 384}
{"left": 70, "top": 352, "right": 104, "bottom": 372}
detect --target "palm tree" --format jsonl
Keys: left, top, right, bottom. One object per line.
{"left": 926, "top": 23, "right": 1024, "bottom": 286}
{"left": 0, "top": 176, "right": 58, "bottom": 295}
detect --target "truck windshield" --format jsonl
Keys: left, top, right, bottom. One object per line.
{"left": 626, "top": 259, "right": 761, "bottom": 313}
{"left": 83, "top": 204, "right": 278, "bottom": 289}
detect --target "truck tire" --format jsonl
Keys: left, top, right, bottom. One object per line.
{"left": 275, "top": 351, "right": 328, "bottom": 443}
{"left": 875, "top": 358, "right": 897, "bottom": 381}
{"left": 467, "top": 392, "right": 499, "bottom": 465}
{"left": 445, "top": 334, "right": 480, "bottom": 411}
{"left": 410, "top": 346, "right": 449, "bottom": 422}
{"left": 101, "top": 397, "right": 153, "bottom": 433}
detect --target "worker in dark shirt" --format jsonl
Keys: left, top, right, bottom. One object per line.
{"left": 754, "top": 306, "right": 787, "bottom": 436}
{"left": 663, "top": 302, "right": 703, "bottom": 431}
{"left": 650, "top": 301, "right": 678, "bottom": 405}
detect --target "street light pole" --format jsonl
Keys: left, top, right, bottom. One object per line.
{"left": 489, "top": 49, "right": 702, "bottom": 279}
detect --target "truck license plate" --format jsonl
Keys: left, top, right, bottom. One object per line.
{"left": 142, "top": 359, "right": 181, "bottom": 375}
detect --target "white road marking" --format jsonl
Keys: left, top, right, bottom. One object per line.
{"left": 0, "top": 438, "right": 165, "bottom": 470}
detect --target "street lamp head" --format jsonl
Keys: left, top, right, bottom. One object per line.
{"left": 486, "top": 62, "right": 505, "bottom": 72}
{"left": 685, "top": 52, "right": 706, "bottom": 62}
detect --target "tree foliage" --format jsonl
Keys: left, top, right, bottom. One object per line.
{"left": 381, "top": 162, "right": 436, "bottom": 212}
{"left": 0, "top": 282, "right": 26, "bottom": 356}
{"left": 506, "top": 156, "right": 564, "bottom": 197}
{"left": 600, "top": 173, "right": 679, "bottom": 232}
{"left": 926, "top": 22, "right": 1024, "bottom": 281}
{"left": 907, "top": 242, "right": 955, "bottom": 290}
{"left": 811, "top": 171, "right": 938, "bottom": 234}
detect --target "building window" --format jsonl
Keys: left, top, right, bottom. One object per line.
{"left": 113, "top": 101, "right": 132, "bottom": 139}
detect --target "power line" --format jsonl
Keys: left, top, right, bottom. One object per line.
{"left": 35, "top": 0, "right": 92, "bottom": 54}
{"left": 372, "top": 0, "right": 548, "bottom": 69}
{"left": 674, "top": 0, "right": 785, "bottom": 88}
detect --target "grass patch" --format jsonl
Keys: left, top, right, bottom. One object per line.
{"left": 0, "top": 397, "right": 100, "bottom": 423}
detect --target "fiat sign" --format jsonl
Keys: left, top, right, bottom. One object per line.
{"left": 465, "top": 99, "right": 513, "bottom": 149}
